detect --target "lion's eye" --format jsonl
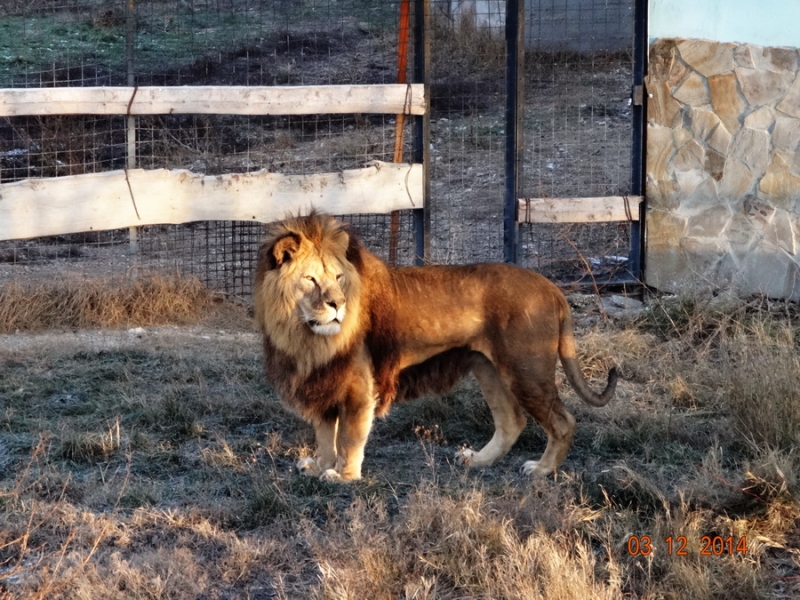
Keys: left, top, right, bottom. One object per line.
{"left": 336, "top": 273, "right": 344, "bottom": 282}
{"left": 305, "top": 275, "right": 316, "bottom": 284}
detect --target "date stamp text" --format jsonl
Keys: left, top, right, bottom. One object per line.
{"left": 626, "top": 535, "right": 748, "bottom": 556}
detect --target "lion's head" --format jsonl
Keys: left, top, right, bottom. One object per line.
{"left": 254, "top": 213, "right": 363, "bottom": 368}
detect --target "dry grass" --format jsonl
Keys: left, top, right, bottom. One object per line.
{"left": 1, "top": 292, "right": 799, "bottom": 598}
{"left": 726, "top": 343, "right": 800, "bottom": 450}
{"left": 0, "top": 274, "right": 214, "bottom": 333}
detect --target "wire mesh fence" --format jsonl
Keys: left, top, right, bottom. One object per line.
{"left": 428, "top": 0, "right": 507, "bottom": 264}
{"left": 519, "top": 0, "right": 637, "bottom": 282}
{"left": 0, "top": 0, "right": 640, "bottom": 299}
{"left": 0, "top": 0, "right": 418, "bottom": 299}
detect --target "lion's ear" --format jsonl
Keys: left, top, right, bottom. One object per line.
{"left": 271, "top": 233, "right": 301, "bottom": 267}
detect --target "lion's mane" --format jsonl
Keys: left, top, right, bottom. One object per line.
{"left": 253, "top": 212, "right": 403, "bottom": 420}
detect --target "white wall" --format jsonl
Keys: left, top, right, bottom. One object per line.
{"left": 649, "top": 0, "right": 800, "bottom": 46}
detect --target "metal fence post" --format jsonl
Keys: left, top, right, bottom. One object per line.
{"left": 413, "top": 0, "right": 431, "bottom": 265}
{"left": 629, "top": 0, "right": 648, "bottom": 281}
{"left": 504, "top": 0, "right": 524, "bottom": 264}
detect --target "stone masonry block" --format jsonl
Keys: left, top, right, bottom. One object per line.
{"left": 704, "top": 148, "right": 726, "bottom": 182}
{"left": 790, "top": 275, "right": 800, "bottom": 303}
{"left": 743, "top": 196, "right": 776, "bottom": 229}
{"left": 725, "top": 211, "right": 758, "bottom": 256}
{"left": 646, "top": 126, "right": 676, "bottom": 182}
{"left": 707, "top": 123, "right": 732, "bottom": 154}
{"left": 686, "top": 204, "right": 733, "bottom": 238}
{"left": 673, "top": 127, "right": 693, "bottom": 148}
{"left": 682, "top": 237, "right": 739, "bottom": 287}
{"left": 648, "top": 39, "right": 680, "bottom": 83}
{"left": 683, "top": 178, "right": 719, "bottom": 212}
{"left": 677, "top": 39, "right": 734, "bottom": 77}
{"left": 670, "top": 139, "right": 705, "bottom": 172}
{"left": 708, "top": 73, "right": 745, "bottom": 134}
{"left": 762, "top": 211, "right": 798, "bottom": 255}
{"left": 758, "top": 171, "right": 800, "bottom": 211}
{"left": 646, "top": 80, "right": 683, "bottom": 127}
{"left": 734, "top": 248, "right": 795, "bottom": 299}
{"left": 767, "top": 152, "right": 793, "bottom": 174}
{"left": 688, "top": 108, "right": 722, "bottom": 142}
{"left": 674, "top": 169, "right": 706, "bottom": 197}
{"left": 644, "top": 245, "right": 692, "bottom": 293}
{"left": 743, "top": 106, "right": 775, "bottom": 130}
{"left": 733, "top": 44, "right": 759, "bottom": 69}
{"left": 646, "top": 209, "right": 687, "bottom": 249}
{"left": 730, "top": 127, "right": 770, "bottom": 177}
{"left": 673, "top": 71, "right": 710, "bottom": 106}
{"left": 761, "top": 47, "right": 799, "bottom": 74}
{"left": 719, "top": 158, "right": 756, "bottom": 204}
{"left": 646, "top": 177, "right": 680, "bottom": 210}
{"left": 736, "top": 67, "right": 795, "bottom": 107}
{"left": 773, "top": 115, "right": 800, "bottom": 151}
{"left": 777, "top": 75, "right": 800, "bottom": 119}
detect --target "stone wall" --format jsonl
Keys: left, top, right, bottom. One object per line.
{"left": 645, "top": 38, "right": 800, "bottom": 300}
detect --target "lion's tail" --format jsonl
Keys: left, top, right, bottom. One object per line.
{"left": 557, "top": 307, "right": 617, "bottom": 407}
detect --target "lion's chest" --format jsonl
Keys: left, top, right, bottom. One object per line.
{"left": 262, "top": 336, "right": 367, "bottom": 420}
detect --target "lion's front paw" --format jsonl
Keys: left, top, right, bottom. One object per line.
{"left": 455, "top": 447, "right": 475, "bottom": 467}
{"left": 521, "top": 460, "right": 553, "bottom": 477}
{"left": 297, "top": 457, "right": 322, "bottom": 477}
{"left": 320, "top": 468, "right": 343, "bottom": 482}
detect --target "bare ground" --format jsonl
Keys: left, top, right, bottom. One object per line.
{"left": 1, "top": 297, "right": 799, "bottom": 599}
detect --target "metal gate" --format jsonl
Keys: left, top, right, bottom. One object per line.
{"left": 505, "top": 0, "right": 646, "bottom": 286}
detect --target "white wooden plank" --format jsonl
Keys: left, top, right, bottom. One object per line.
{"left": 0, "top": 162, "right": 422, "bottom": 241}
{"left": 518, "top": 196, "right": 642, "bottom": 224}
{"left": 0, "top": 84, "right": 426, "bottom": 116}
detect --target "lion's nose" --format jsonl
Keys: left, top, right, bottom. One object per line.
{"left": 325, "top": 291, "right": 346, "bottom": 310}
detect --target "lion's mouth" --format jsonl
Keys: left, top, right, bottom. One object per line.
{"left": 308, "top": 318, "right": 338, "bottom": 327}
{"left": 307, "top": 318, "right": 342, "bottom": 336}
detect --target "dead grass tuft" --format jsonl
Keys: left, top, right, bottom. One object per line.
{"left": 432, "top": 10, "right": 506, "bottom": 75}
{"left": 311, "top": 485, "right": 621, "bottom": 600}
{"left": 0, "top": 273, "right": 214, "bottom": 333}
{"left": 578, "top": 327, "right": 654, "bottom": 380}
{"left": 725, "top": 342, "right": 800, "bottom": 451}
{"left": 60, "top": 420, "right": 122, "bottom": 463}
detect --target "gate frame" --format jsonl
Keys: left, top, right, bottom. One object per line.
{"left": 502, "top": 0, "right": 648, "bottom": 284}
{"left": 413, "top": 0, "right": 431, "bottom": 265}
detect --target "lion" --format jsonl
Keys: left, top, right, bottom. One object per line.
{"left": 253, "top": 212, "right": 617, "bottom": 482}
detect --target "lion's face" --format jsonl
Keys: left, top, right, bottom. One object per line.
{"left": 292, "top": 254, "right": 348, "bottom": 336}
{"left": 254, "top": 214, "right": 362, "bottom": 346}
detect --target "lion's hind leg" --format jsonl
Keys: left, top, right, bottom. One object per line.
{"left": 518, "top": 385, "right": 576, "bottom": 478}
{"left": 455, "top": 354, "right": 527, "bottom": 469}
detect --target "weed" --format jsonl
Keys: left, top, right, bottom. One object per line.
{"left": 60, "top": 420, "right": 122, "bottom": 463}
